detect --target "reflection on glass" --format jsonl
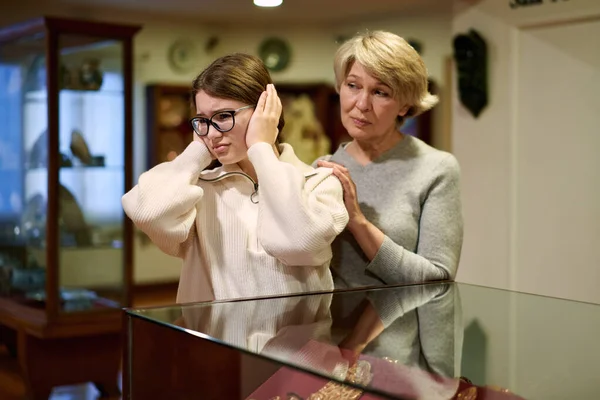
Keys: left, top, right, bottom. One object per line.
{"left": 129, "top": 281, "right": 600, "bottom": 399}
{"left": 0, "top": 33, "right": 48, "bottom": 305}
{"left": 133, "top": 283, "right": 472, "bottom": 399}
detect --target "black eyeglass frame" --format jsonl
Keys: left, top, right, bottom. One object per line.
{"left": 189, "top": 105, "right": 255, "bottom": 137}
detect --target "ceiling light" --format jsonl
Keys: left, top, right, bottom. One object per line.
{"left": 254, "top": 0, "right": 283, "bottom": 7}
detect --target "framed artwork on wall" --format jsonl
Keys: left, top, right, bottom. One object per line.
{"left": 275, "top": 83, "right": 348, "bottom": 164}
{"left": 145, "top": 84, "right": 194, "bottom": 170}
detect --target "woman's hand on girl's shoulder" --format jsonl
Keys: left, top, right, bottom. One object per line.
{"left": 317, "top": 159, "right": 366, "bottom": 229}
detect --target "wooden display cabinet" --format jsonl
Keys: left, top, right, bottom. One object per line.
{"left": 0, "top": 16, "right": 141, "bottom": 399}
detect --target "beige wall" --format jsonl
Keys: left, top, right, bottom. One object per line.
{"left": 453, "top": 0, "right": 600, "bottom": 303}
{"left": 454, "top": 0, "right": 600, "bottom": 394}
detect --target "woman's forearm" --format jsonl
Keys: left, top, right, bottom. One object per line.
{"left": 347, "top": 217, "right": 385, "bottom": 261}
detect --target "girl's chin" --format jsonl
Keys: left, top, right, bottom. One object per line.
{"left": 216, "top": 154, "right": 245, "bottom": 165}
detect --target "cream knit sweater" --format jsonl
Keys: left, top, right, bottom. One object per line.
{"left": 122, "top": 141, "right": 348, "bottom": 303}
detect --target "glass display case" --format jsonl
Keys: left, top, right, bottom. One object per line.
{"left": 0, "top": 16, "right": 140, "bottom": 399}
{"left": 125, "top": 281, "right": 600, "bottom": 400}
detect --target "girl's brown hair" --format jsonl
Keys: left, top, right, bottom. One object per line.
{"left": 191, "top": 53, "right": 285, "bottom": 142}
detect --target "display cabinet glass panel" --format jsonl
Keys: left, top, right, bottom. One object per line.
{"left": 0, "top": 29, "right": 48, "bottom": 310}
{"left": 54, "top": 34, "right": 127, "bottom": 313}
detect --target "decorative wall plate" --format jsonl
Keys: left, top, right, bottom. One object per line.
{"left": 168, "top": 39, "right": 198, "bottom": 74}
{"left": 258, "top": 37, "right": 291, "bottom": 72}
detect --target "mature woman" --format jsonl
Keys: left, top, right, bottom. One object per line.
{"left": 317, "top": 31, "right": 463, "bottom": 289}
{"left": 123, "top": 53, "right": 348, "bottom": 303}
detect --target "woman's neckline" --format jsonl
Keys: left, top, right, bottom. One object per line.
{"left": 342, "top": 133, "right": 412, "bottom": 167}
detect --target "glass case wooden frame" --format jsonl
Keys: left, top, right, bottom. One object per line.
{"left": 0, "top": 16, "right": 140, "bottom": 399}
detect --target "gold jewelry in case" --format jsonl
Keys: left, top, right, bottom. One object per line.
{"left": 456, "top": 387, "right": 477, "bottom": 400}
{"left": 306, "top": 360, "right": 372, "bottom": 400}
{"left": 252, "top": 360, "right": 372, "bottom": 400}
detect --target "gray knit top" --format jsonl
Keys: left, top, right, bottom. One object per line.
{"left": 321, "top": 134, "right": 464, "bottom": 290}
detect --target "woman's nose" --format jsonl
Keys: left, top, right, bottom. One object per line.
{"left": 356, "top": 91, "right": 371, "bottom": 111}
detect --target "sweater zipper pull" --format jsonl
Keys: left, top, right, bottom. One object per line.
{"left": 251, "top": 183, "right": 259, "bottom": 204}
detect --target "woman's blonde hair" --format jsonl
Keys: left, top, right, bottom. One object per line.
{"left": 334, "top": 30, "right": 438, "bottom": 125}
